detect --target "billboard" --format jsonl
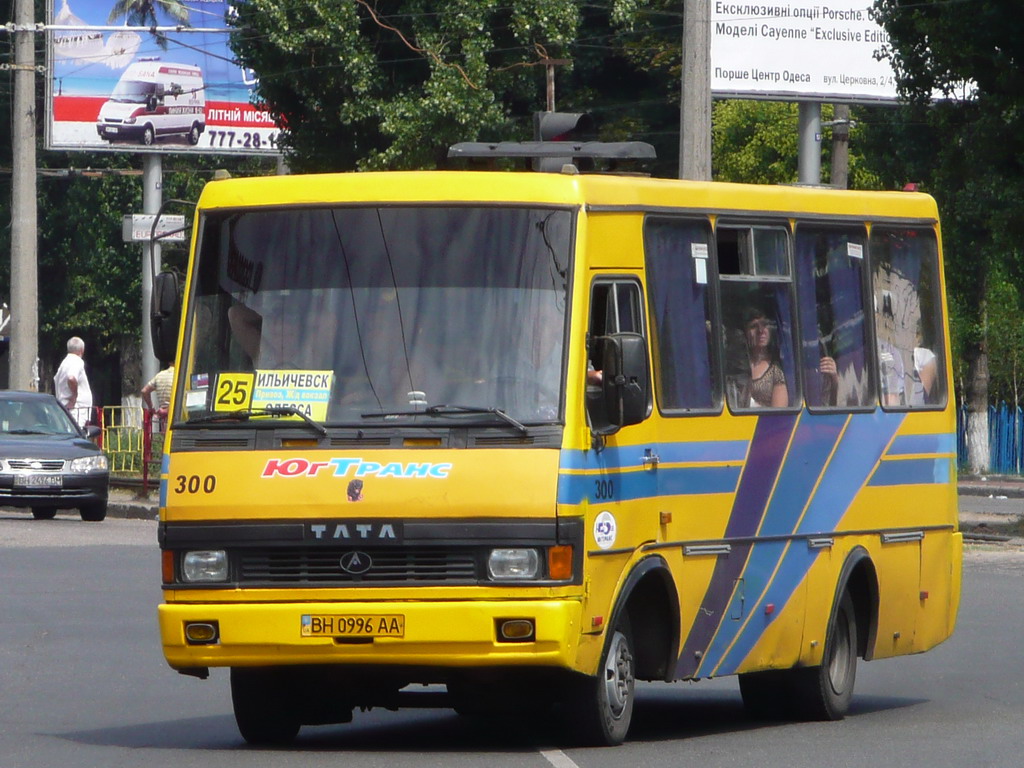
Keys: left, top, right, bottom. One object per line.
{"left": 711, "top": 1, "right": 900, "bottom": 103}
{"left": 47, "top": 0, "right": 279, "bottom": 154}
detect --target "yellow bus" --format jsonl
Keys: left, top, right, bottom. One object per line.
{"left": 154, "top": 169, "right": 961, "bottom": 746}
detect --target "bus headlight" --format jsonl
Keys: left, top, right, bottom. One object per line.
{"left": 487, "top": 548, "right": 539, "bottom": 580}
{"left": 182, "top": 550, "right": 228, "bottom": 582}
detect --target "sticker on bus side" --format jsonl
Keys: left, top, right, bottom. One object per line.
{"left": 594, "top": 510, "right": 617, "bottom": 549}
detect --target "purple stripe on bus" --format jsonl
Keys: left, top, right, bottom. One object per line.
{"left": 675, "top": 413, "right": 798, "bottom": 679}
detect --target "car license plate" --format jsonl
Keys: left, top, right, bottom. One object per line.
{"left": 301, "top": 614, "right": 405, "bottom": 638}
{"left": 106, "top": 126, "right": 118, "bottom": 134}
{"left": 14, "top": 474, "right": 62, "bottom": 488}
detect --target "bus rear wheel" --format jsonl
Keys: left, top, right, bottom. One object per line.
{"left": 230, "top": 667, "right": 301, "bottom": 745}
{"left": 567, "top": 616, "right": 635, "bottom": 746}
{"left": 739, "top": 590, "right": 857, "bottom": 722}
{"left": 793, "top": 590, "right": 858, "bottom": 720}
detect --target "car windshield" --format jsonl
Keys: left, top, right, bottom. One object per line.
{"left": 110, "top": 79, "right": 153, "bottom": 103}
{"left": 0, "top": 398, "right": 79, "bottom": 436}
{"left": 180, "top": 205, "right": 573, "bottom": 426}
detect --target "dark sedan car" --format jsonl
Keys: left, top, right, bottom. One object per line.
{"left": 0, "top": 390, "right": 109, "bottom": 521}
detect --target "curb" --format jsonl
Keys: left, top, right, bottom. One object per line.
{"left": 107, "top": 501, "right": 159, "bottom": 520}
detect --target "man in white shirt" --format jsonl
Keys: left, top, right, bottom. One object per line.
{"left": 54, "top": 336, "right": 93, "bottom": 427}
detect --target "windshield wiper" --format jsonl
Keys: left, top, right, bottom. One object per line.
{"left": 186, "top": 406, "right": 328, "bottom": 436}
{"left": 6, "top": 428, "right": 51, "bottom": 435}
{"left": 361, "top": 404, "right": 528, "bottom": 434}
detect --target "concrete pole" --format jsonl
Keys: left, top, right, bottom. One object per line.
{"left": 10, "top": 0, "right": 38, "bottom": 390}
{"left": 141, "top": 154, "right": 162, "bottom": 384}
{"left": 830, "top": 103, "right": 851, "bottom": 189}
{"left": 798, "top": 102, "right": 822, "bottom": 185}
{"left": 679, "top": 0, "right": 711, "bottom": 181}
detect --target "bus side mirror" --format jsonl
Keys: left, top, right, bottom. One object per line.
{"left": 151, "top": 270, "right": 182, "bottom": 365}
{"left": 588, "top": 333, "right": 650, "bottom": 435}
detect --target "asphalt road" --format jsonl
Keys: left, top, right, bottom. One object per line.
{"left": 1, "top": 503, "right": 1022, "bottom": 768}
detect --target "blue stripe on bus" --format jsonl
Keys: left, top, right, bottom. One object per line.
{"left": 556, "top": 465, "right": 741, "bottom": 505}
{"left": 696, "top": 409, "right": 907, "bottom": 677}
{"left": 679, "top": 413, "right": 800, "bottom": 678}
{"left": 558, "top": 440, "right": 748, "bottom": 472}
{"left": 159, "top": 454, "right": 169, "bottom": 508}
{"left": 868, "top": 457, "right": 952, "bottom": 486}
{"left": 887, "top": 433, "right": 956, "bottom": 456}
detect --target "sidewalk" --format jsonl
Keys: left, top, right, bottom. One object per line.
{"left": 957, "top": 474, "right": 1024, "bottom": 499}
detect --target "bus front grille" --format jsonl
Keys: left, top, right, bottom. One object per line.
{"left": 237, "top": 547, "right": 479, "bottom": 584}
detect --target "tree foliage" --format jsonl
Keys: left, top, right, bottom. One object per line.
{"left": 229, "top": 0, "right": 590, "bottom": 171}
{"left": 871, "top": 0, "right": 1024, "bottom": 414}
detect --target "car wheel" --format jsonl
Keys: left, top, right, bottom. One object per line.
{"left": 32, "top": 507, "right": 57, "bottom": 520}
{"left": 142, "top": 125, "right": 155, "bottom": 146}
{"left": 187, "top": 123, "right": 201, "bottom": 145}
{"left": 79, "top": 502, "right": 107, "bottom": 522}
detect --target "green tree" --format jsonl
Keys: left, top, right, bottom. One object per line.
{"left": 106, "top": 0, "right": 190, "bottom": 26}
{"left": 871, "top": 0, "right": 1024, "bottom": 472}
{"left": 228, "top": 0, "right": 586, "bottom": 171}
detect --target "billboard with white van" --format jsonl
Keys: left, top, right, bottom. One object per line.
{"left": 96, "top": 59, "right": 206, "bottom": 146}
{"left": 47, "top": 0, "right": 278, "bottom": 155}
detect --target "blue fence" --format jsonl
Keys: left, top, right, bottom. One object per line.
{"left": 958, "top": 403, "right": 1024, "bottom": 474}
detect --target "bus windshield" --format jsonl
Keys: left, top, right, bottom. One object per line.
{"left": 182, "top": 205, "right": 573, "bottom": 426}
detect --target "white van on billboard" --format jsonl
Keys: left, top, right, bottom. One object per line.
{"left": 96, "top": 57, "right": 206, "bottom": 146}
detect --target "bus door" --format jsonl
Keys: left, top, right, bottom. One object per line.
{"left": 581, "top": 277, "right": 657, "bottom": 626}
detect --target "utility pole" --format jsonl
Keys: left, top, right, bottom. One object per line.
{"left": 797, "top": 102, "right": 822, "bottom": 185}
{"left": 679, "top": 0, "right": 711, "bottom": 181}
{"left": 10, "top": 0, "right": 39, "bottom": 390}
{"left": 830, "top": 103, "right": 851, "bottom": 189}
{"left": 141, "top": 154, "right": 162, "bottom": 385}
{"left": 540, "top": 57, "right": 569, "bottom": 112}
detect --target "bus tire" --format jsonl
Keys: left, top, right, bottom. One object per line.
{"left": 793, "top": 590, "right": 858, "bottom": 721}
{"left": 230, "top": 667, "right": 301, "bottom": 745}
{"left": 568, "top": 616, "right": 635, "bottom": 746}
{"left": 738, "top": 669, "right": 791, "bottom": 720}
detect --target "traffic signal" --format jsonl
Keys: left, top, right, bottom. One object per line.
{"left": 532, "top": 111, "right": 595, "bottom": 171}
{"left": 533, "top": 111, "right": 594, "bottom": 142}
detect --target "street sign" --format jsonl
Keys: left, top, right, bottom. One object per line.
{"left": 122, "top": 214, "right": 187, "bottom": 243}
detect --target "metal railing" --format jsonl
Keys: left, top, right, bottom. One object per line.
{"left": 958, "top": 403, "right": 1024, "bottom": 475}
{"left": 100, "top": 405, "right": 164, "bottom": 493}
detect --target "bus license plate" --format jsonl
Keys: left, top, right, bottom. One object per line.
{"left": 14, "top": 474, "right": 62, "bottom": 488}
{"left": 301, "top": 614, "right": 405, "bottom": 638}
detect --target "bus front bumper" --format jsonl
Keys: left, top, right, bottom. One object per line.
{"left": 159, "top": 599, "right": 584, "bottom": 671}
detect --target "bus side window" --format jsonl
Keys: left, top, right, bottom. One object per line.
{"left": 717, "top": 224, "right": 798, "bottom": 411}
{"left": 871, "top": 227, "right": 946, "bottom": 408}
{"left": 644, "top": 217, "right": 719, "bottom": 411}
{"left": 794, "top": 225, "right": 872, "bottom": 408}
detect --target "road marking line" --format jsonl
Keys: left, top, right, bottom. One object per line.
{"left": 540, "top": 749, "right": 580, "bottom": 768}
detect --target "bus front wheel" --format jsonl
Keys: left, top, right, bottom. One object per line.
{"left": 230, "top": 667, "right": 301, "bottom": 745}
{"left": 568, "top": 616, "right": 635, "bottom": 746}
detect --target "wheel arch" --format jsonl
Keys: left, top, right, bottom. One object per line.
{"left": 607, "top": 555, "right": 680, "bottom": 682}
{"left": 832, "top": 546, "right": 879, "bottom": 661}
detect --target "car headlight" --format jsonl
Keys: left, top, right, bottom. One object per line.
{"left": 488, "top": 548, "right": 540, "bottom": 580}
{"left": 124, "top": 116, "right": 136, "bottom": 124}
{"left": 69, "top": 454, "right": 108, "bottom": 472}
{"left": 182, "top": 550, "right": 229, "bottom": 582}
